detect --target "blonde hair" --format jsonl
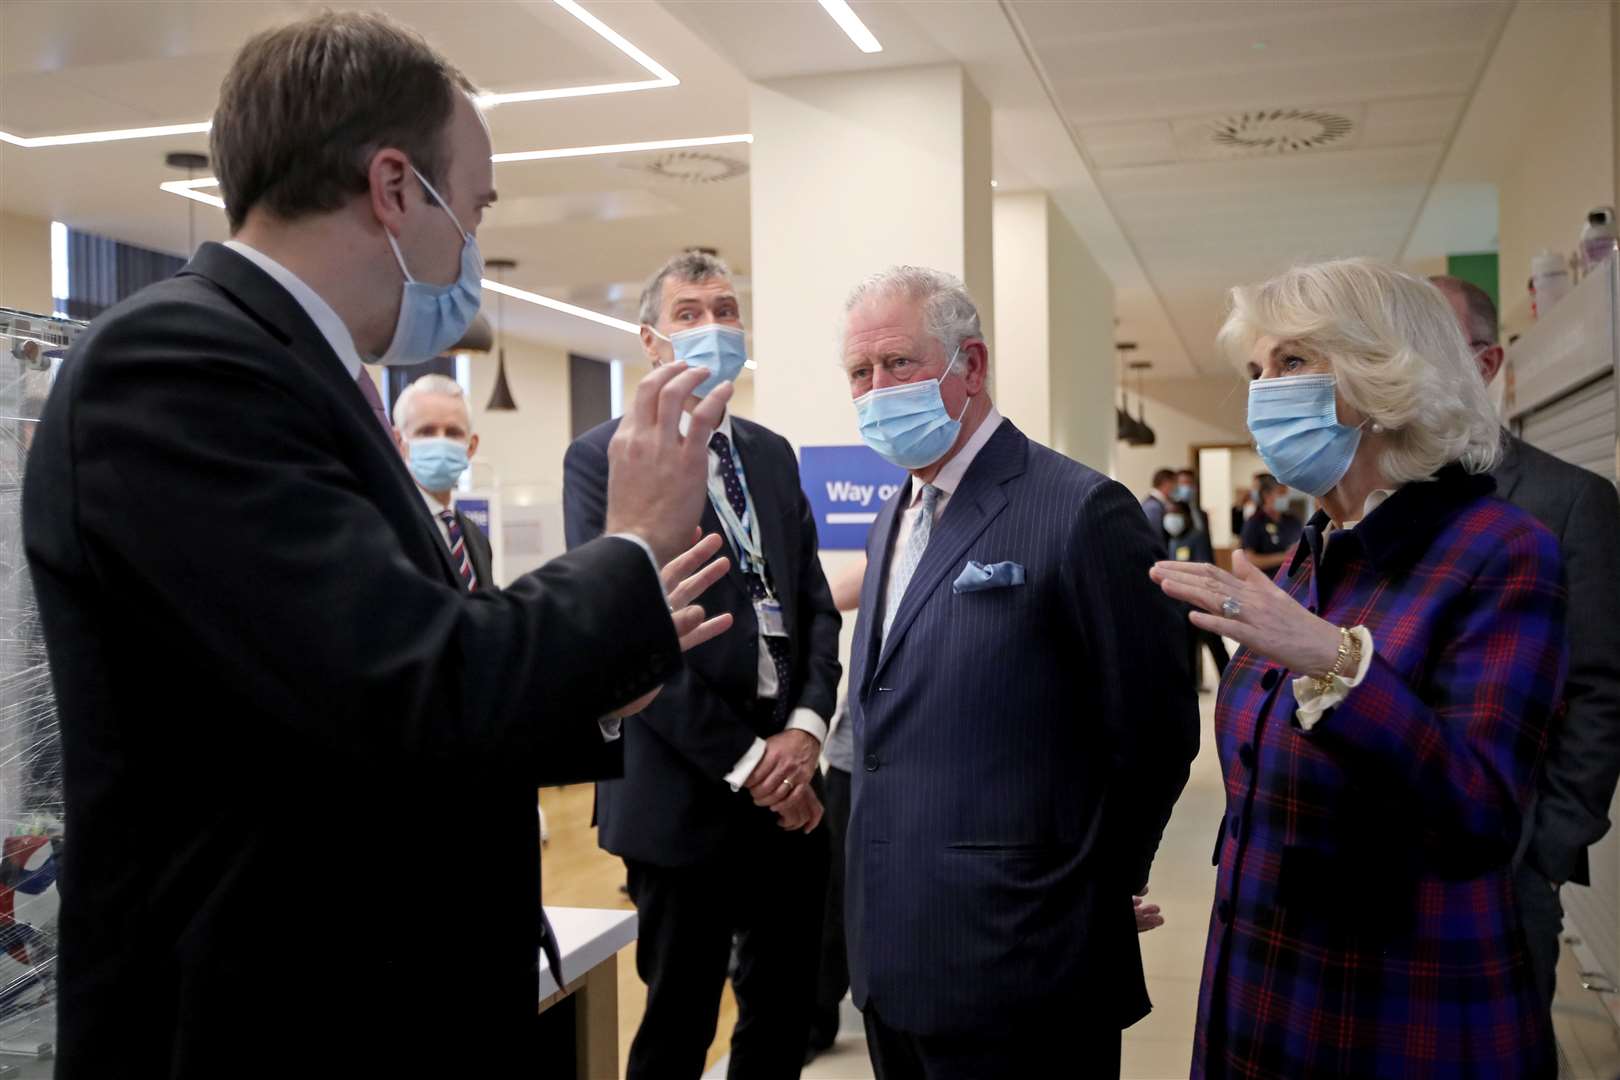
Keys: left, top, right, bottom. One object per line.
{"left": 1217, "top": 258, "right": 1502, "bottom": 483}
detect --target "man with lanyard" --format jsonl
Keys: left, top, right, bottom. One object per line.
{"left": 563, "top": 251, "right": 842, "bottom": 1079}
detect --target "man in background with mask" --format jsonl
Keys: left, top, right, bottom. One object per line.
{"left": 394, "top": 373, "right": 491, "bottom": 590}
{"left": 22, "top": 13, "right": 736, "bottom": 1077}
{"left": 838, "top": 266, "right": 1199, "bottom": 1078}
{"left": 563, "top": 251, "right": 842, "bottom": 1079}
{"left": 1433, "top": 274, "right": 1620, "bottom": 1023}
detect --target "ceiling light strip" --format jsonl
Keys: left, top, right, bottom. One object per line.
{"left": 483, "top": 279, "right": 639, "bottom": 334}
{"left": 817, "top": 0, "right": 883, "bottom": 53}
{"left": 158, "top": 179, "right": 226, "bottom": 209}
{"left": 0, "top": 0, "right": 675, "bottom": 148}
{"left": 492, "top": 133, "right": 751, "bottom": 164}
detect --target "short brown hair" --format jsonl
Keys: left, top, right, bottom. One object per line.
{"left": 211, "top": 11, "right": 476, "bottom": 232}
{"left": 638, "top": 250, "right": 734, "bottom": 326}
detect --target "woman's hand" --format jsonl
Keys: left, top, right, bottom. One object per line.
{"left": 1149, "top": 551, "right": 1342, "bottom": 675}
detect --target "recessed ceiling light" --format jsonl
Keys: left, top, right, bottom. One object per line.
{"left": 990, "top": 179, "right": 999, "bottom": 188}
{"left": 817, "top": 0, "right": 883, "bottom": 54}
{"left": 1, "top": 0, "right": 678, "bottom": 148}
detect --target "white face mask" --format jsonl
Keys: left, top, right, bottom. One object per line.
{"left": 1163, "top": 513, "right": 1187, "bottom": 536}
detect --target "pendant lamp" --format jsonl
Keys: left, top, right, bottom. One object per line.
{"left": 485, "top": 258, "right": 517, "bottom": 411}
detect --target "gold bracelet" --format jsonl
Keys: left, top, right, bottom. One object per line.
{"left": 1312, "top": 627, "right": 1357, "bottom": 697}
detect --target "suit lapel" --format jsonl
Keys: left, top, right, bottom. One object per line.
{"left": 730, "top": 420, "right": 791, "bottom": 599}
{"left": 1493, "top": 431, "right": 1526, "bottom": 503}
{"left": 873, "top": 422, "right": 1027, "bottom": 679}
{"left": 185, "top": 244, "right": 462, "bottom": 588}
{"left": 855, "top": 480, "right": 905, "bottom": 697}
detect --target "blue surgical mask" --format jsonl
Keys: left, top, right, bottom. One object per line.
{"left": 1247, "top": 374, "right": 1363, "bottom": 497}
{"left": 1163, "top": 512, "right": 1188, "bottom": 536}
{"left": 653, "top": 324, "right": 748, "bottom": 397}
{"left": 1172, "top": 483, "right": 1194, "bottom": 503}
{"left": 854, "top": 347, "right": 969, "bottom": 470}
{"left": 375, "top": 167, "right": 482, "bottom": 366}
{"left": 408, "top": 436, "right": 469, "bottom": 493}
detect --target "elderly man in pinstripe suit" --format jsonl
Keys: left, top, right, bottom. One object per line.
{"left": 839, "top": 266, "right": 1200, "bottom": 1079}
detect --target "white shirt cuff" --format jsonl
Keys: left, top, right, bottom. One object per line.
{"left": 786, "top": 707, "right": 828, "bottom": 746}
{"left": 598, "top": 716, "right": 623, "bottom": 742}
{"left": 725, "top": 738, "right": 768, "bottom": 792}
{"left": 1293, "top": 626, "right": 1375, "bottom": 731}
{"left": 607, "top": 532, "right": 661, "bottom": 584}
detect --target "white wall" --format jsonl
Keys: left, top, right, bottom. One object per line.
{"left": 1046, "top": 196, "right": 1117, "bottom": 475}
{"left": 1112, "top": 377, "right": 1250, "bottom": 500}
{"left": 0, "top": 213, "right": 52, "bottom": 315}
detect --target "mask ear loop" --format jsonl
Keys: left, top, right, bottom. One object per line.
{"left": 938, "top": 344, "right": 973, "bottom": 424}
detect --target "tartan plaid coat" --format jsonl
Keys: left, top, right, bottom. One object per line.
{"left": 1195, "top": 468, "right": 1568, "bottom": 1079}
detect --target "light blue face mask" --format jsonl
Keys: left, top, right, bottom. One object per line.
{"left": 1247, "top": 374, "right": 1364, "bottom": 497}
{"left": 375, "top": 167, "right": 483, "bottom": 366}
{"left": 653, "top": 324, "right": 749, "bottom": 397}
{"left": 853, "top": 347, "right": 968, "bottom": 470}
{"left": 408, "top": 436, "right": 470, "bottom": 493}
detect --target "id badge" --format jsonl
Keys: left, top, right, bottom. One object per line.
{"left": 755, "top": 598, "right": 788, "bottom": 638}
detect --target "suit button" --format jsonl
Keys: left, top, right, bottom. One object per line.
{"left": 1260, "top": 669, "right": 1280, "bottom": 691}
{"left": 864, "top": 753, "right": 880, "bottom": 773}
{"left": 1238, "top": 743, "right": 1255, "bottom": 769}
{"left": 1218, "top": 900, "right": 1233, "bottom": 925}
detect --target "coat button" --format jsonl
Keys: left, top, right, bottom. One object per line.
{"left": 1238, "top": 742, "right": 1255, "bottom": 769}
{"left": 864, "top": 753, "right": 880, "bottom": 773}
{"left": 1218, "top": 900, "right": 1233, "bottom": 925}
{"left": 1260, "top": 669, "right": 1280, "bottom": 691}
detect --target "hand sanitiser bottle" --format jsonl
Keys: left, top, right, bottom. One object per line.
{"left": 1580, "top": 206, "right": 1618, "bottom": 274}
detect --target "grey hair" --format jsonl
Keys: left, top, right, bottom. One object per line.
{"left": 392, "top": 372, "right": 469, "bottom": 430}
{"left": 638, "top": 250, "right": 733, "bottom": 327}
{"left": 843, "top": 266, "right": 983, "bottom": 358}
{"left": 1217, "top": 258, "right": 1502, "bottom": 484}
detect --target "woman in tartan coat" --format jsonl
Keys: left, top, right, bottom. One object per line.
{"left": 1155, "top": 259, "right": 1567, "bottom": 1079}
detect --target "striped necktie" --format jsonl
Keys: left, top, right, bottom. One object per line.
{"left": 882, "top": 483, "right": 940, "bottom": 646}
{"left": 439, "top": 510, "right": 478, "bottom": 591}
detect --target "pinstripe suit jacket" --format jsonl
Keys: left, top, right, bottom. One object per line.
{"left": 846, "top": 419, "right": 1200, "bottom": 1037}
{"left": 1195, "top": 469, "right": 1566, "bottom": 1078}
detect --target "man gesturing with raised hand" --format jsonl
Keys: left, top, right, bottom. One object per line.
{"left": 22, "top": 12, "right": 733, "bottom": 1078}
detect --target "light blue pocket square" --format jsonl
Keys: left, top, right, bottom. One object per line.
{"left": 952, "top": 560, "right": 1026, "bottom": 594}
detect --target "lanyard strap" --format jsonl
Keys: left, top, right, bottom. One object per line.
{"left": 707, "top": 463, "right": 772, "bottom": 592}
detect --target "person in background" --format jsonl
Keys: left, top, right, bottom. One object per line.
{"left": 1141, "top": 467, "right": 1177, "bottom": 546}
{"left": 1165, "top": 501, "right": 1229, "bottom": 690}
{"left": 1433, "top": 274, "right": 1620, "bottom": 1013}
{"left": 563, "top": 251, "right": 842, "bottom": 1080}
{"left": 840, "top": 266, "right": 1198, "bottom": 1079}
{"left": 21, "top": 12, "right": 737, "bottom": 1076}
{"left": 1239, "top": 475, "right": 1302, "bottom": 573}
{"left": 1174, "top": 467, "right": 1206, "bottom": 534}
{"left": 393, "top": 373, "right": 490, "bottom": 590}
{"left": 805, "top": 555, "right": 867, "bottom": 1067}
{"left": 1154, "top": 258, "right": 1565, "bottom": 1077}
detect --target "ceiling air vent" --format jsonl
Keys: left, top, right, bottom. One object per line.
{"left": 622, "top": 150, "right": 748, "bottom": 184}
{"left": 1174, "top": 106, "right": 1361, "bottom": 160}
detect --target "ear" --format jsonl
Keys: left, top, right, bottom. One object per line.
{"left": 961, "top": 339, "right": 990, "bottom": 394}
{"left": 466, "top": 432, "right": 479, "bottom": 460}
{"left": 1477, "top": 345, "right": 1506, "bottom": 385}
{"left": 391, "top": 427, "right": 406, "bottom": 459}
{"left": 640, "top": 325, "right": 665, "bottom": 366}
{"left": 368, "top": 147, "right": 414, "bottom": 238}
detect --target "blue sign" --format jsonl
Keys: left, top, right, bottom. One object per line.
{"left": 455, "top": 497, "right": 491, "bottom": 534}
{"left": 800, "top": 445, "right": 907, "bottom": 550}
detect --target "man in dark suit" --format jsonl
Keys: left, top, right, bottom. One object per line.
{"left": 1434, "top": 275, "right": 1620, "bottom": 1011}
{"left": 838, "top": 266, "right": 1200, "bottom": 1079}
{"left": 1141, "top": 467, "right": 1176, "bottom": 547}
{"left": 21, "top": 14, "right": 735, "bottom": 1077}
{"left": 393, "top": 372, "right": 493, "bottom": 588}
{"left": 564, "top": 252, "right": 842, "bottom": 1079}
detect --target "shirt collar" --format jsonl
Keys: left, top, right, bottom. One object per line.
{"left": 912, "top": 406, "right": 1003, "bottom": 505}
{"left": 224, "top": 240, "right": 364, "bottom": 379}
{"left": 1288, "top": 465, "right": 1496, "bottom": 577}
{"left": 677, "top": 407, "right": 732, "bottom": 443}
{"left": 419, "top": 485, "right": 453, "bottom": 520}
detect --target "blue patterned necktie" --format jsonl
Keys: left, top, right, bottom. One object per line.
{"left": 439, "top": 510, "right": 478, "bottom": 591}
{"left": 882, "top": 483, "right": 940, "bottom": 647}
{"left": 709, "top": 431, "right": 791, "bottom": 724}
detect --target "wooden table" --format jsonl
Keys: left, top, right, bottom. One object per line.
{"left": 538, "top": 906, "right": 638, "bottom": 1080}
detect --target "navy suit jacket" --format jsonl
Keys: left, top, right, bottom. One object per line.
{"left": 847, "top": 420, "right": 1199, "bottom": 1037}
{"left": 564, "top": 415, "right": 842, "bottom": 865}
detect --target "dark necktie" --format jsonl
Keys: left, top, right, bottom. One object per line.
{"left": 709, "top": 431, "right": 790, "bottom": 724}
{"left": 355, "top": 368, "right": 393, "bottom": 436}
{"left": 439, "top": 510, "right": 478, "bottom": 591}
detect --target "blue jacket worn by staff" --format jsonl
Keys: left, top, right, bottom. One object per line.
{"left": 847, "top": 418, "right": 1200, "bottom": 1037}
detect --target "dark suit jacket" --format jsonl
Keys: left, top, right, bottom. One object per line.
{"left": 457, "top": 506, "right": 494, "bottom": 589}
{"left": 563, "top": 415, "right": 841, "bottom": 866}
{"left": 847, "top": 420, "right": 1200, "bottom": 1037}
{"left": 1496, "top": 432, "right": 1620, "bottom": 885}
{"left": 22, "top": 243, "right": 678, "bottom": 1078}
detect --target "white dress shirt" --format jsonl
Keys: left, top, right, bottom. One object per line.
{"left": 675, "top": 411, "right": 830, "bottom": 790}
{"left": 420, "top": 487, "right": 456, "bottom": 548}
{"left": 878, "top": 407, "right": 1005, "bottom": 647}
